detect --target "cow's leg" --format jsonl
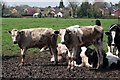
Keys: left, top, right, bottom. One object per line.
{"left": 94, "top": 48, "right": 99, "bottom": 69}
{"left": 19, "top": 48, "right": 26, "bottom": 66}
{"left": 115, "top": 49, "right": 119, "bottom": 56}
{"left": 67, "top": 51, "right": 71, "bottom": 69}
{"left": 49, "top": 47, "right": 53, "bottom": 55}
{"left": 79, "top": 47, "right": 87, "bottom": 67}
{"left": 79, "top": 46, "right": 92, "bottom": 68}
{"left": 84, "top": 56, "right": 92, "bottom": 68}
{"left": 51, "top": 47, "right": 58, "bottom": 65}
{"left": 116, "top": 46, "right": 120, "bottom": 57}
{"left": 112, "top": 46, "right": 117, "bottom": 55}
{"left": 40, "top": 46, "right": 48, "bottom": 52}
{"left": 50, "top": 55, "right": 55, "bottom": 62}
{"left": 71, "top": 47, "right": 77, "bottom": 69}
{"left": 95, "top": 40, "right": 104, "bottom": 69}
{"left": 107, "top": 45, "right": 111, "bottom": 53}
{"left": 50, "top": 34, "right": 58, "bottom": 65}
{"left": 49, "top": 47, "right": 55, "bottom": 63}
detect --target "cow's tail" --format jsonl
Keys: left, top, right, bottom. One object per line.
{"left": 96, "top": 20, "right": 101, "bottom": 26}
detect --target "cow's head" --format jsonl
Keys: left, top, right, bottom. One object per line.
{"left": 59, "top": 28, "right": 72, "bottom": 45}
{"left": 105, "top": 24, "right": 120, "bottom": 52}
{"left": 9, "top": 29, "right": 24, "bottom": 44}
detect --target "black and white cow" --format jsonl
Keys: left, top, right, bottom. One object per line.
{"left": 55, "top": 20, "right": 104, "bottom": 69}
{"left": 74, "top": 47, "right": 98, "bottom": 68}
{"left": 105, "top": 24, "right": 120, "bottom": 57}
{"left": 76, "top": 46, "right": 120, "bottom": 69}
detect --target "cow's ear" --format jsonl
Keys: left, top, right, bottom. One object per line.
{"left": 18, "top": 31, "right": 24, "bottom": 35}
{"left": 54, "top": 30, "right": 59, "bottom": 34}
{"left": 105, "top": 32, "right": 110, "bottom": 35}
{"left": 8, "top": 31, "right": 11, "bottom": 34}
{"left": 66, "top": 29, "right": 71, "bottom": 34}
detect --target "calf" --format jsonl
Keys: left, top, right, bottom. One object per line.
{"left": 51, "top": 43, "right": 70, "bottom": 63}
{"left": 105, "top": 24, "right": 120, "bottom": 56}
{"left": 56, "top": 20, "right": 104, "bottom": 69}
{"left": 9, "top": 28, "right": 59, "bottom": 66}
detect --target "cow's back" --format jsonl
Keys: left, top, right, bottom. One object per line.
{"left": 19, "top": 28, "right": 55, "bottom": 49}
{"left": 80, "top": 26, "right": 103, "bottom": 45}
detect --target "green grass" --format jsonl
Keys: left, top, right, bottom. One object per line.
{"left": 2, "top": 18, "right": 119, "bottom": 56}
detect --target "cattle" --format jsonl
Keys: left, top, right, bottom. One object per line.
{"left": 9, "top": 28, "right": 59, "bottom": 66}
{"left": 105, "top": 24, "right": 120, "bottom": 57}
{"left": 55, "top": 20, "right": 104, "bottom": 69}
{"left": 76, "top": 46, "right": 120, "bottom": 69}
{"left": 50, "top": 44, "right": 98, "bottom": 68}
{"left": 105, "top": 51, "right": 120, "bottom": 69}
{"left": 75, "top": 47, "right": 95, "bottom": 68}
{"left": 51, "top": 43, "right": 70, "bottom": 63}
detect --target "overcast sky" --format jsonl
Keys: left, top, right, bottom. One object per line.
{"left": 3, "top": 0, "right": 120, "bottom": 7}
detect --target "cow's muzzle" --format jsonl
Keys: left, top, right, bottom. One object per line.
{"left": 13, "top": 41, "right": 17, "bottom": 44}
{"left": 61, "top": 42, "right": 65, "bottom": 44}
{"left": 111, "top": 44, "right": 115, "bottom": 46}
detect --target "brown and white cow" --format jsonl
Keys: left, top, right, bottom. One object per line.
{"left": 56, "top": 20, "right": 104, "bottom": 69}
{"left": 9, "top": 28, "right": 59, "bottom": 66}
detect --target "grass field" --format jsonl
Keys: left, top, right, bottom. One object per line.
{"left": 2, "top": 18, "right": 119, "bottom": 56}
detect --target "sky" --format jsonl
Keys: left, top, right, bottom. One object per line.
{"left": 2, "top": 0, "right": 120, "bottom": 7}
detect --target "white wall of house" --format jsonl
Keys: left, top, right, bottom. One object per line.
{"left": 111, "top": 14, "right": 115, "bottom": 16}
{"left": 57, "top": 12, "right": 63, "bottom": 17}
{"left": 33, "top": 13, "right": 39, "bottom": 18}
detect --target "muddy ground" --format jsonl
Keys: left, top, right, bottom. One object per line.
{"left": 2, "top": 51, "right": 120, "bottom": 79}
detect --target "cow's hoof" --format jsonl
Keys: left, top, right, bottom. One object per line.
{"left": 19, "top": 63, "right": 24, "bottom": 66}
{"left": 67, "top": 66, "right": 70, "bottom": 70}
{"left": 85, "top": 64, "right": 93, "bottom": 68}
{"left": 54, "top": 61, "right": 58, "bottom": 65}
{"left": 51, "top": 61, "right": 54, "bottom": 63}
{"left": 71, "top": 66, "right": 74, "bottom": 70}
{"left": 77, "top": 63, "right": 84, "bottom": 67}
{"left": 95, "top": 65, "right": 103, "bottom": 70}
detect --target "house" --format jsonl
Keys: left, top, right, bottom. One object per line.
{"left": 111, "top": 9, "right": 120, "bottom": 17}
{"left": 57, "top": 12, "right": 63, "bottom": 17}
{"left": 24, "top": 7, "right": 37, "bottom": 16}
{"left": 10, "top": 8, "right": 18, "bottom": 14}
{"left": 40, "top": 7, "right": 64, "bottom": 18}
{"left": 99, "top": 8, "right": 109, "bottom": 16}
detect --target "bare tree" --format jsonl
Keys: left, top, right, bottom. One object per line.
{"left": 0, "top": 1, "right": 8, "bottom": 17}
{"left": 0, "top": 1, "right": 6, "bottom": 17}
{"left": 68, "top": 0, "right": 80, "bottom": 18}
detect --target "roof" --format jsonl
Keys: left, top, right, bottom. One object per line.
{"left": 111, "top": 9, "right": 120, "bottom": 16}
{"left": 24, "top": 7, "right": 37, "bottom": 15}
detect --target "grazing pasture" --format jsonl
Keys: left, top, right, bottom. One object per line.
{"left": 2, "top": 18, "right": 120, "bottom": 78}
{"left": 2, "top": 18, "right": 118, "bottom": 55}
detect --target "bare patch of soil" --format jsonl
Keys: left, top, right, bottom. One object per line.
{"left": 2, "top": 52, "right": 120, "bottom": 79}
